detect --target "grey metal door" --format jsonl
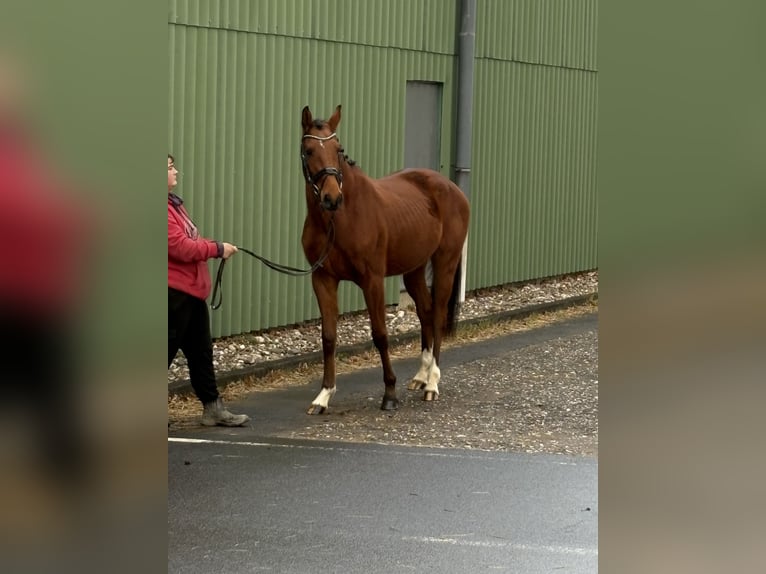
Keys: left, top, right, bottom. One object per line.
{"left": 404, "top": 82, "right": 442, "bottom": 170}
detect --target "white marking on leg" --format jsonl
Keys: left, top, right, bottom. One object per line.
{"left": 425, "top": 362, "right": 440, "bottom": 395}
{"left": 311, "top": 387, "right": 336, "bottom": 408}
{"left": 414, "top": 348, "right": 433, "bottom": 382}
{"left": 408, "top": 348, "right": 433, "bottom": 390}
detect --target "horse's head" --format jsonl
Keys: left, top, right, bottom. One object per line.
{"left": 301, "top": 105, "right": 344, "bottom": 212}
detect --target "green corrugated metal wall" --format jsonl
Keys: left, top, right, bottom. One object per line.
{"left": 168, "top": 0, "right": 597, "bottom": 338}
{"left": 471, "top": 0, "right": 598, "bottom": 286}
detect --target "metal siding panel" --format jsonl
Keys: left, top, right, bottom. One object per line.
{"left": 395, "top": 0, "right": 407, "bottom": 48}
{"left": 227, "top": 0, "right": 240, "bottom": 30}
{"left": 247, "top": 0, "right": 260, "bottom": 32}
{"left": 280, "top": 0, "right": 296, "bottom": 35}
{"left": 424, "top": 0, "right": 437, "bottom": 53}
{"left": 315, "top": 1, "right": 330, "bottom": 41}
{"left": 463, "top": 0, "right": 598, "bottom": 292}
{"left": 233, "top": 32, "right": 249, "bottom": 333}
{"left": 531, "top": 0, "right": 542, "bottom": 64}
{"left": 218, "top": 31, "right": 236, "bottom": 334}
{"left": 406, "top": 0, "right": 420, "bottom": 51}
{"left": 520, "top": 62, "right": 533, "bottom": 283}
{"left": 168, "top": 0, "right": 180, "bottom": 23}
{"left": 280, "top": 40, "right": 303, "bottom": 325}
{"left": 177, "top": 0, "right": 194, "bottom": 25}
{"left": 467, "top": 56, "right": 597, "bottom": 289}
{"left": 237, "top": 33, "right": 256, "bottom": 331}
{"left": 261, "top": 37, "right": 280, "bottom": 330}
{"left": 477, "top": 0, "right": 597, "bottom": 71}
{"left": 373, "top": 0, "right": 387, "bottom": 46}
{"left": 200, "top": 0, "right": 211, "bottom": 28}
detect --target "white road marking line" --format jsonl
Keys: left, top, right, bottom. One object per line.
{"left": 168, "top": 437, "right": 585, "bottom": 465}
{"left": 169, "top": 437, "right": 346, "bottom": 451}
{"left": 402, "top": 536, "right": 597, "bottom": 556}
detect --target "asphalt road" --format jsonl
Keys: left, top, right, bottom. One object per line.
{"left": 169, "top": 315, "right": 598, "bottom": 573}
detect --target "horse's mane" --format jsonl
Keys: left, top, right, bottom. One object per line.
{"left": 342, "top": 152, "right": 357, "bottom": 167}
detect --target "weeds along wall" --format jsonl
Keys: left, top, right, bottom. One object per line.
{"left": 168, "top": 0, "right": 597, "bottom": 338}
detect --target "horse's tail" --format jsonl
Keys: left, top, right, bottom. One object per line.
{"left": 445, "top": 259, "right": 463, "bottom": 337}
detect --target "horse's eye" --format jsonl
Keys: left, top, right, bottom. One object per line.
{"left": 304, "top": 149, "right": 313, "bottom": 157}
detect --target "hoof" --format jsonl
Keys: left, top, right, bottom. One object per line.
{"left": 380, "top": 397, "right": 400, "bottom": 411}
{"left": 423, "top": 390, "right": 439, "bottom": 402}
{"left": 407, "top": 380, "right": 426, "bottom": 391}
{"left": 306, "top": 404, "right": 327, "bottom": 415}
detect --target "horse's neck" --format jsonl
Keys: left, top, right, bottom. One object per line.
{"left": 342, "top": 163, "right": 376, "bottom": 199}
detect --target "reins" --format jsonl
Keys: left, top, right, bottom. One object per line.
{"left": 210, "top": 218, "right": 335, "bottom": 310}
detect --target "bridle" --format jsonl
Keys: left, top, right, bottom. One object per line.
{"left": 300, "top": 132, "right": 344, "bottom": 201}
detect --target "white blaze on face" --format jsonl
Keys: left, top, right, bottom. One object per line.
{"left": 311, "top": 386, "right": 336, "bottom": 408}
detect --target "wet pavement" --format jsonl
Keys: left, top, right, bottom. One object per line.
{"left": 168, "top": 312, "right": 598, "bottom": 573}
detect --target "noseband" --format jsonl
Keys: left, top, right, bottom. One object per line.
{"left": 300, "top": 133, "right": 343, "bottom": 200}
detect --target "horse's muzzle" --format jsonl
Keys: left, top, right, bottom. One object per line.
{"left": 321, "top": 193, "right": 343, "bottom": 211}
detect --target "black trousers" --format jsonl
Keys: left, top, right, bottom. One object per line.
{"left": 168, "top": 288, "right": 219, "bottom": 404}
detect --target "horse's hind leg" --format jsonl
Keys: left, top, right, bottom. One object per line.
{"left": 307, "top": 272, "right": 339, "bottom": 415}
{"left": 402, "top": 267, "right": 436, "bottom": 393}
{"left": 362, "top": 277, "right": 399, "bottom": 411}
{"left": 421, "top": 255, "right": 461, "bottom": 401}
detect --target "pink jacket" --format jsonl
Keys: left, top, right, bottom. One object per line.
{"left": 167, "top": 193, "right": 222, "bottom": 300}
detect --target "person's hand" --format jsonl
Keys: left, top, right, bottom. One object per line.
{"left": 222, "top": 242, "right": 238, "bottom": 259}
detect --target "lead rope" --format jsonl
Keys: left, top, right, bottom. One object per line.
{"left": 210, "top": 218, "right": 335, "bottom": 310}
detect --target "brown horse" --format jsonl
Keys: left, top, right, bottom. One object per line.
{"left": 300, "top": 105, "right": 470, "bottom": 414}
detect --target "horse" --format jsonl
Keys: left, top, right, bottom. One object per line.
{"left": 300, "top": 105, "right": 470, "bottom": 415}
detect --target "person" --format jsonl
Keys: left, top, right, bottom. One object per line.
{"left": 167, "top": 154, "right": 249, "bottom": 426}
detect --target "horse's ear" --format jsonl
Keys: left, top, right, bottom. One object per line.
{"left": 302, "top": 106, "right": 313, "bottom": 132}
{"left": 328, "top": 105, "right": 342, "bottom": 132}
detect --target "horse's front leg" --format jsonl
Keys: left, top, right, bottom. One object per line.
{"left": 362, "top": 277, "right": 399, "bottom": 410}
{"left": 307, "top": 272, "right": 339, "bottom": 415}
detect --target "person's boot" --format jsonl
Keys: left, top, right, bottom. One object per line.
{"left": 201, "top": 398, "right": 250, "bottom": 427}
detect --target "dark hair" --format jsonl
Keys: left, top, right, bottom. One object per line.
{"left": 168, "top": 153, "right": 175, "bottom": 163}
